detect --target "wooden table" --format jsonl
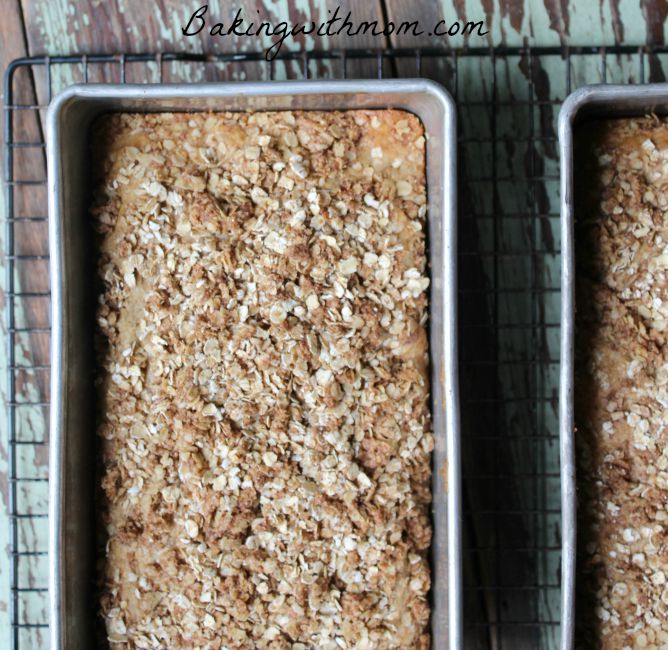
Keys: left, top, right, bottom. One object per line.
{"left": 3, "top": 0, "right": 668, "bottom": 68}
{"left": 2, "top": 1, "right": 667, "bottom": 648}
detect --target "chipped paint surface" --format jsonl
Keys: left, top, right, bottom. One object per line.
{"left": 3, "top": 1, "right": 668, "bottom": 649}
{"left": 391, "top": 0, "right": 657, "bottom": 46}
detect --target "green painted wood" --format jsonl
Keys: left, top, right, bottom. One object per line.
{"left": 1, "top": 4, "right": 50, "bottom": 647}
{"left": 21, "top": 0, "right": 387, "bottom": 54}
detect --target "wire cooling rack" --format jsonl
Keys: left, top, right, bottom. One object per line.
{"left": 5, "top": 45, "right": 668, "bottom": 649}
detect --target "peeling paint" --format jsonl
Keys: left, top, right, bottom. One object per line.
{"left": 500, "top": 0, "right": 525, "bottom": 34}
{"left": 641, "top": 0, "right": 668, "bottom": 45}
{"left": 607, "top": 0, "right": 624, "bottom": 43}
{"left": 543, "top": 0, "right": 571, "bottom": 42}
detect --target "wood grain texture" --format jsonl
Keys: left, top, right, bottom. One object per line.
{"left": 16, "top": 0, "right": 668, "bottom": 56}
{"left": 20, "top": 0, "right": 387, "bottom": 95}
{"left": 383, "top": 0, "right": 666, "bottom": 47}
{"left": 20, "top": 0, "right": 385, "bottom": 54}
{"left": 1, "top": 3, "right": 51, "bottom": 647}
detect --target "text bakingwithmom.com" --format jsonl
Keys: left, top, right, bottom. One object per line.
{"left": 183, "top": 5, "right": 489, "bottom": 60}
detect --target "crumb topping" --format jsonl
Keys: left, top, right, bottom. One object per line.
{"left": 576, "top": 116, "right": 668, "bottom": 648}
{"left": 92, "top": 110, "right": 433, "bottom": 649}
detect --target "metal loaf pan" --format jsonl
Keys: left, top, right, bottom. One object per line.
{"left": 559, "top": 83, "right": 668, "bottom": 650}
{"left": 47, "top": 80, "right": 461, "bottom": 649}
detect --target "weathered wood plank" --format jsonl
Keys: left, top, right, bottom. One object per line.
{"left": 1, "top": 4, "right": 51, "bottom": 647}
{"left": 21, "top": 0, "right": 386, "bottom": 54}
{"left": 17, "top": 0, "right": 668, "bottom": 58}
{"left": 20, "top": 0, "right": 387, "bottom": 98}
{"left": 382, "top": 0, "right": 661, "bottom": 49}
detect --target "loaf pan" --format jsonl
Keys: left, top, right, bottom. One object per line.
{"left": 559, "top": 83, "right": 668, "bottom": 650}
{"left": 47, "top": 80, "right": 461, "bottom": 650}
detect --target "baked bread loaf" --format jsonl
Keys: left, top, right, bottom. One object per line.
{"left": 91, "top": 110, "right": 433, "bottom": 649}
{"left": 575, "top": 117, "right": 668, "bottom": 648}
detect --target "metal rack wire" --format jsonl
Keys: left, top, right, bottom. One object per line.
{"left": 5, "top": 45, "right": 668, "bottom": 649}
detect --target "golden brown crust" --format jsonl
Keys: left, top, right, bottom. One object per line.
{"left": 92, "top": 110, "right": 432, "bottom": 649}
{"left": 575, "top": 116, "right": 668, "bottom": 649}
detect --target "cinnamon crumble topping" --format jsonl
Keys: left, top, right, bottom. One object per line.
{"left": 92, "top": 109, "right": 433, "bottom": 649}
{"left": 576, "top": 116, "right": 668, "bottom": 649}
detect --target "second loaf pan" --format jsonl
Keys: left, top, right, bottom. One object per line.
{"left": 46, "top": 80, "right": 462, "bottom": 649}
{"left": 559, "top": 83, "right": 668, "bottom": 650}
